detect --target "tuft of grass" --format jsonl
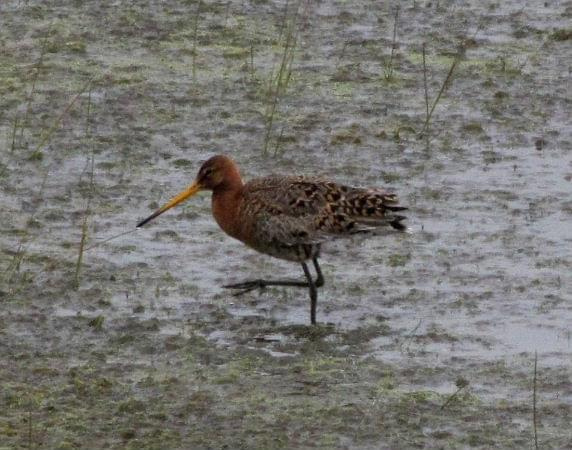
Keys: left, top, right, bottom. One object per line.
{"left": 88, "top": 315, "right": 105, "bottom": 331}
{"left": 18, "top": 30, "right": 50, "bottom": 151}
{"left": 549, "top": 29, "right": 572, "bottom": 41}
{"left": 419, "top": 44, "right": 463, "bottom": 136}
{"left": 10, "top": 114, "right": 19, "bottom": 154}
{"left": 441, "top": 377, "right": 470, "bottom": 410}
{"left": 4, "top": 243, "right": 28, "bottom": 290}
{"left": 387, "top": 253, "right": 411, "bottom": 267}
{"left": 262, "top": 0, "right": 301, "bottom": 155}
{"left": 383, "top": 6, "right": 400, "bottom": 81}
{"left": 27, "top": 150, "right": 44, "bottom": 162}
{"left": 331, "top": 124, "right": 363, "bottom": 145}
{"left": 462, "top": 122, "right": 485, "bottom": 134}
{"left": 74, "top": 86, "right": 95, "bottom": 289}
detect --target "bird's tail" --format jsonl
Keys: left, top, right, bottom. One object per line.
{"left": 341, "top": 188, "right": 408, "bottom": 232}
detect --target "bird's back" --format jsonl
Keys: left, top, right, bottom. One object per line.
{"left": 231, "top": 175, "right": 407, "bottom": 261}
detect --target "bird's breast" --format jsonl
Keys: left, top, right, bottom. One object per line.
{"left": 212, "top": 189, "right": 245, "bottom": 242}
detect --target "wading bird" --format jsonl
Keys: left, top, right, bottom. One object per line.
{"left": 137, "top": 155, "right": 407, "bottom": 325}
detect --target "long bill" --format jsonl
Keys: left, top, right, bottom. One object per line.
{"left": 136, "top": 181, "right": 202, "bottom": 228}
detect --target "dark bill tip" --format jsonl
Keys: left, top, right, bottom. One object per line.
{"left": 136, "top": 210, "right": 162, "bottom": 228}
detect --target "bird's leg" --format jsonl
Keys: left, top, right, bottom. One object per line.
{"left": 223, "top": 257, "right": 325, "bottom": 304}
{"left": 223, "top": 262, "right": 319, "bottom": 324}
{"left": 312, "top": 257, "right": 324, "bottom": 288}
{"left": 224, "top": 253, "right": 324, "bottom": 324}
{"left": 223, "top": 278, "right": 311, "bottom": 295}
{"left": 301, "top": 261, "right": 318, "bottom": 325}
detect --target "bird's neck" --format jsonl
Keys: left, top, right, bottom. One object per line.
{"left": 212, "top": 182, "right": 243, "bottom": 240}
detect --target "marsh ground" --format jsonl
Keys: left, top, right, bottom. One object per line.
{"left": 1, "top": 0, "right": 571, "bottom": 448}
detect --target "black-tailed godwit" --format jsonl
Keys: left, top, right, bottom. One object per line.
{"left": 137, "top": 155, "right": 407, "bottom": 324}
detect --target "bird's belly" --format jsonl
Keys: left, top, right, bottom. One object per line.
{"left": 243, "top": 239, "right": 319, "bottom": 263}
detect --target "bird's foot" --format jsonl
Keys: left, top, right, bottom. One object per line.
{"left": 223, "top": 280, "right": 268, "bottom": 296}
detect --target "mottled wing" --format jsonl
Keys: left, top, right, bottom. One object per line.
{"left": 243, "top": 175, "right": 330, "bottom": 216}
{"left": 242, "top": 176, "right": 407, "bottom": 248}
{"left": 240, "top": 177, "right": 322, "bottom": 246}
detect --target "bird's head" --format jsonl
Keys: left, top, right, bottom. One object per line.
{"left": 195, "top": 154, "right": 240, "bottom": 190}
{"left": 136, "top": 154, "right": 241, "bottom": 228}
